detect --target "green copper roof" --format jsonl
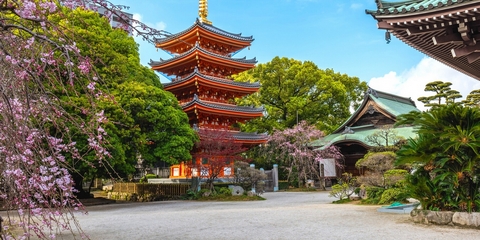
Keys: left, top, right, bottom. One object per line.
{"left": 367, "top": 0, "right": 471, "bottom": 16}
{"left": 310, "top": 87, "right": 420, "bottom": 149}
{"left": 373, "top": 94, "right": 420, "bottom": 117}
{"left": 331, "top": 88, "right": 419, "bottom": 134}
{"left": 311, "top": 125, "right": 418, "bottom": 148}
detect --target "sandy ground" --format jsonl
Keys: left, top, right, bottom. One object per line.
{"left": 35, "top": 191, "right": 477, "bottom": 240}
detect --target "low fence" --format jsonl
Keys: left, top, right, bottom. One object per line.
{"left": 110, "top": 183, "right": 190, "bottom": 201}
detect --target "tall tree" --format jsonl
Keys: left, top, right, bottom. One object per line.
{"left": 260, "top": 121, "right": 343, "bottom": 188}
{"left": 48, "top": 8, "right": 197, "bottom": 196}
{"left": 0, "top": 1, "right": 169, "bottom": 238}
{"left": 396, "top": 104, "right": 480, "bottom": 212}
{"left": 234, "top": 57, "right": 367, "bottom": 133}
{"left": 463, "top": 89, "right": 480, "bottom": 107}
{"left": 189, "top": 129, "right": 247, "bottom": 191}
{"left": 417, "top": 80, "right": 462, "bottom": 108}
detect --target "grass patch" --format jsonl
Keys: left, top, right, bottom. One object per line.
{"left": 332, "top": 198, "right": 353, "bottom": 204}
{"left": 197, "top": 195, "right": 266, "bottom": 201}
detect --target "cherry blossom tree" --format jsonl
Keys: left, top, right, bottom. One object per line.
{"left": 264, "top": 121, "right": 343, "bottom": 188}
{"left": 188, "top": 128, "right": 247, "bottom": 192}
{"left": 0, "top": 1, "right": 163, "bottom": 238}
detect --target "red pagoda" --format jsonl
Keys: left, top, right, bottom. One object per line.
{"left": 150, "top": 0, "right": 267, "bottom": 178}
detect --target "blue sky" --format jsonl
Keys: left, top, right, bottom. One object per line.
{"left": 110, "top": 0, "right": 480, "bottom": 110}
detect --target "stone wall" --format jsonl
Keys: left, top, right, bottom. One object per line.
{"left": 411, "top": 209, "right": 480, "bottom": 228}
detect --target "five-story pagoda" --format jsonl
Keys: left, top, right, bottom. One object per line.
{"left": 150, "top": 0, "right": 267, "bottom": 178}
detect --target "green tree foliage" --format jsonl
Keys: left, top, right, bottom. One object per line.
{"left": 355, "top": 151, "right": 396, "bottom": 187}
{"left": 396, "top": 104, "right": 480, "bottom": 212}
{"left": 52, "top": 8, "right": 196, "bottom": 193}
{"left": 234, "top": 57, "right": 368, "bottom": 133}
{"left": 463, "top": 89, "right": 480, "bottom": 107}
{"left": 364, "top": 125, "right": 403, "bottom": 147}
{"left": 234, "top": 161, "right": 267, "bottom": 193}
{"left": 417, "top": 81, "right": 462, "bottom": 108}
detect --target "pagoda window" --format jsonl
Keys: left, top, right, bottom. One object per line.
{"left": 202, "top": 157, "right": 208, "bottom": 164}
{"left": 223, "top": 167, "right": 231, "bottom": 176}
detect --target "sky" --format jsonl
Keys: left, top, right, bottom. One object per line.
{"left": 110, "top": 0, "right": 480, "bottom": 110}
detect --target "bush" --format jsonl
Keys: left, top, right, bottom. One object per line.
{"left": 234, "top": 161, "right": 267, "bottom": 192}
{"left": 378, "top": 188, "right": 408, "bottom": 204}
{"left": 139, "top": 173, "right": 157, "bottom": 183}
{"left": 182, "top": 189, "right": 199, "bottom": 200}
{"left": 362, "top": 186, "right": 385, "bottom": 204}
{"left": 384, "top": 169, "right": 408, "bottom": 187}
{"left": 278, "top": 181, "right": 289, "bottom": 190}
{"left": 217, "top": 187, "right": 232, "bottom": 196}
{"left": 329, "top": 173, "right": 356, "bottom": 200}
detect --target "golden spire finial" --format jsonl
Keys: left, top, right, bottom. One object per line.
{"left": 199, "top": 0, "right": 212, "bottom": 25}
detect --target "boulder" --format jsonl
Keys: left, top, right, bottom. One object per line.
{"left": 229, "top": 185, "right": 244, "bottom": 196}
{"left": 452, "top": 212, "right": 480, "bottom": 228}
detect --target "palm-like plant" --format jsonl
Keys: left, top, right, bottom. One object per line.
{"left": 396, "top": 105, "right": 480, "bottom": 212}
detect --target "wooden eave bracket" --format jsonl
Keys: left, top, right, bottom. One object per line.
{"left": 451, "top": 44, "right": 480, "bottom": 58}
{"left": 466, "top": 52, "right": 480, "bottom": 63}
{"left": 433, "top": 34, "right": 463, "bottom": 45}
{"left": 377, "top": 21, "right": 397, "bottom": 30}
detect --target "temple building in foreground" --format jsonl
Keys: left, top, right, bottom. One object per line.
{"left": 311, "top": 88, "right": 419, "bottom": 176}
{"left": 150, "top": 0, "right": 267, "bottom": 179}
{"left": 366, "top": 0, "right": 480, "bottom": 80}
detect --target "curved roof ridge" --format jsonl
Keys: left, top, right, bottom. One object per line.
{"left": 368, "top": 0, "right": 470, "bottom": 15}
{"left": 163, "top": 70, "right": 260, "bottom": 88}
{"left": 233, "top": 131, "right": 268, "bottom": 140}
{"left": 366, "top": 87, "right": 416, "bottom": 106}
{"left": 198, "top": 19, "right": 254, "bottom": 41}
{"left": 154, "top": 18, "right": 254, "bottom": 45}
{"left": 149, "top": 44, "right": 257, "bottom": 67}
{"left": 183, "top": 95, "right": 264, "bottom": 113}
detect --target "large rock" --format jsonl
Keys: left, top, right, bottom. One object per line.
{"left": 410, "top": 209, "right": 453, "bottom": 225}
{"left": 230, "top": 185, "right": 244, "bottom": 196}
{"left": 452, "top": 212, "right": 480, "bottom": 228}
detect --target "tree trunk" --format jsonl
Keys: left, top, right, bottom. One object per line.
{"left": 71, "top": 172, "right": 92, "bottom": 199}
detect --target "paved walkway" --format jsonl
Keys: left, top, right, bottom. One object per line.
{"left": 31, "top": 192, "right": 480, "bottom": 239}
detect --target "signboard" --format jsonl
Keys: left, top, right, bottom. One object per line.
{"left": 319, "top": 158, "right": 337, "bottom": 177}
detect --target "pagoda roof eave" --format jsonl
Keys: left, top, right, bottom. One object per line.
{"left": 233, "top": 132, "right": 268, "bottom": 144}
{"left": 366, "top": 1, "right": 480, "bottom": 81}
{"left": 155, "top": 18, "right": 254, "bottom": 46}
{"left": 366, "top": 0, "right": 477, "bottom": 18}
{"left": 183, "top": 95, "right": 264, "bottom": 117}
{"left": 163, "top": 70, "right": 260, "bottom": 92}
{"left": 149, "top": 44, "right": 257, "bottom": 71}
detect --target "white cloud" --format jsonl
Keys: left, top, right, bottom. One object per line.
{"left": 368, "top": 57, "right": 480, "bottom": 110}
{"left": 133, "top": 13, "right": 166, "bottom": 31}
{"left": 155, "top": 22, "right": 167, "bottom": 31}
{"left": 350, "top": 3, "right": 362, "bottom": 9}
{"left": 133, "top": 13, "right": 142, "bottom": 22}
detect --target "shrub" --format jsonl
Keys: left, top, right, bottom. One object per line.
{"left": 182, "top": 189, "right": 199, "bottom": 200}
{"left": 384, "top": 169, "right": 408, "bottom": 187}
{"left": 234, "top": 161, "right": 267, "bottom": 192}
{"left": 378, "top": 188, "right": 408, "bottom": 204}
{"left": 362, "top": 186, "right": 385, "bottom": 204}
{"left": 278, "top": 181, "right": 289, "bottom": 190}
{"left": 329, "top": 173, "right": 356, "bottom": 200}
{"left": 218, "top": 187, "right": 232, "bottom": 196}
{"left": 139, "top": 173, "right": 157, "bottom": 183}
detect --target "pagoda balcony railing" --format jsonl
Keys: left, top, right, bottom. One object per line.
{"left": 199, "top": 124, "right": 240, "bottom": 131}
{"left": 171, "top": 71, "right": 233, "bottom": 82}
{"left": 178, "top": 97, "right": 230, "bottom": 105}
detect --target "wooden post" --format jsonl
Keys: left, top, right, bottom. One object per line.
{"left": 320, "top": 163, "right": 325, "bottom": 190}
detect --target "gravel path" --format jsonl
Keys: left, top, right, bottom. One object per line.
{"left": 53, "top": 191, "right": 479, "bottom": 240}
